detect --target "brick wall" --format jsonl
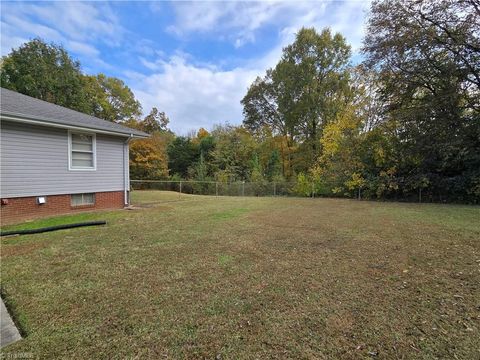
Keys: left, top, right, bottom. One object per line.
{"left": 0, "top": 191, "right": 125, "bottom": 225}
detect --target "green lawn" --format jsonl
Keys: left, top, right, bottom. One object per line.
{"left": 1, "top": 191, "right": 479, "bottom": 359}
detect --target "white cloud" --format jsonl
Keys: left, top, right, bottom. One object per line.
{"left": 168, "top": 1, "right": 283, "bottom": 45}
{"left": 130, "top": 55, "right": 260, "bottom": 135}
{"left": 68, "top": 40, "right": 100, "bottom": 58}
{"left": 132, "top": 1, "right": 371, "bottom": 135}
{"left": 168, "top": 1, "right": 369, "bottom": 49}
{"left": 139, "top": 57, "right": 162, "bottom": 71}
{"left": 0, "top": 30, "right": 28, "bottom": 56}
{"left": 167, "top": 2, "right": 237, "bottom": 34}
{"left": 26, "top": 1, "right": 123, "bottom": 44}
{"left": 1, "top": 0, "right": 372, "bottom": 135}
{"left": 0, "top": 1, "right": 123, "bottom": 61}
{"left": 149, "top": 2, "right": 163, "bottom": 13}
{"left": 1, "top": 14, "right": 63, "bottom": 42}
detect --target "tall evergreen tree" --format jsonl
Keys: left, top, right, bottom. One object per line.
{"left": 265, "top": 150, "right": 282, "bottom": 181}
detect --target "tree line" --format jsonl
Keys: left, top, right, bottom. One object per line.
{"left": 1, "top": 0, "right": 478, "bottom": 202}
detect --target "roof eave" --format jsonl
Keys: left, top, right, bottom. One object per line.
{"left": 0, "top": 112, "right": 149, "bottom": 139}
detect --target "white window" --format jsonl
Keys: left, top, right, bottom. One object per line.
{"left": 68, "top": 131, "right": 96, "bottom": 170}
{"left": 71, "top": 193, "right": 95, "bottom": 206}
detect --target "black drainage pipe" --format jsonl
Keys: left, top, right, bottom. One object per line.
{"left": 0, "top": 221, "right": 107, "bottom": 237}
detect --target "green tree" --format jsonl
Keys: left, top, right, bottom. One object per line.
{"left": 363, "top": 0, "right": 480, "bottom": 202}
{"left": 242, "top": 73, "right": 288, "bottom": 136}
{"left": 277, "top": 28, "right": 351, "bottom": 152}
{"left": 314, "top": 104, "right": 364, "bottom": 197}
{"left": 194, "top": 128, "right": 216, "bottom": 164}
{"left": 1, "top": 39, "right": 143, "bottom": 124}
{"left": 83, "top": 74, "right": 142, "bottom": 122}
{"left": 265, "top": 150, "right": 282, "bottom": 181}
{"left": 167, "top": 137, "right": 199, "bottom": 178}
{"left": 242, "top": 27, "right": 352, "bottom": 173}
{"left": 211, "top": 125, "right": 257, "bottom": 182}
{"left": 1, "top": 38, "right": 88, "bottom": 112}
{"left": 192, "top": 152, "right": 209, "bottom": 181}
{"left": 141, "top": 107, "right": 170, "bottom": 134}
{"left": 249, "top": 154, "right": 264, "bottom": 182}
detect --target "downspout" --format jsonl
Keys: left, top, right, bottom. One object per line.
{"left": 123, "top": 134, "right": 133, "bottom": 206}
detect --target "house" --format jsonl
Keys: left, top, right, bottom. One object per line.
{"left": 0, "top": 88, "right": 148, "bottom": 225}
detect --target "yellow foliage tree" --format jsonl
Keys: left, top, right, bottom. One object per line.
{"left": 197, "top": 127, "right": 209, "bottom": 140}
{"left": 315, "top": 104, "right": 365, "bottom": 196}
{"left": 129, "top": 132, "right": 171, "bottom": 179}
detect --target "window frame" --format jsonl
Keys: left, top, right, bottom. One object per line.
{"left": 68, "top": 130, "right": 97, "bottom": 171}
{"left": 71, "top": 193, "right": 96, "bottom": 207}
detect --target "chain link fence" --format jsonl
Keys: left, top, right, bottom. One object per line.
{"left": 131, "top": 180, "right": 301, "bottom": 197}
{"left": 130, "top": 179, "right": 463, "bottom": 202}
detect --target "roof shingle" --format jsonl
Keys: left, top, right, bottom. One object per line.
{"left": 0, "top": 88, "right": 148, "bottom": 138}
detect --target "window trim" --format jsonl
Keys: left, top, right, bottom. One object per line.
{"left": 68, "top": 130, "right": 97, "bottom": 171}
{"left": 71, "top": 193, "right": 96, "bottom": 207}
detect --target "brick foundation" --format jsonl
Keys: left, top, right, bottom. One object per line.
{"left": 0, "top": 191, "right": 125, "bottom": 225}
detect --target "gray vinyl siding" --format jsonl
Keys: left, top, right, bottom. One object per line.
{"left": 1, "top": 120, "right": 127, "bottom": 198}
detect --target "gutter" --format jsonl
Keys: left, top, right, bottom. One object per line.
{"left": 123, "top": 134, "right": 134, "bottom": 206}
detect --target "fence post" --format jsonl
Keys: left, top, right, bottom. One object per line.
{"left": 242, "top": 181, "right": 245, "bottom": 197}
{"left": 179, "top": 181, "right": 182, "bottom": 195}
{"left": 216, "top": 182, "right": 218, "bottom": 196}
{"left": 273, "top": 182, "right": 276, "bottom": 196}
{"left": 311, "top": 183, "right": 315, "bottom": 198}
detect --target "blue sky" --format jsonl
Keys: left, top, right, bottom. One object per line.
{"left": 1, "top": 1, "right": 370, "bottom": 134}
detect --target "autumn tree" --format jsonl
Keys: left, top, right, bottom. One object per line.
{"left": 129, "top": 132, "right": 170, "bottom": 179}
{"left": 127, "top": 110, "right": 173, "bottom": 180}
{"left": 313, "top": 103, "right": 367, "bottom": 197}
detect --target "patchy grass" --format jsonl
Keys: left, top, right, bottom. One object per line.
{"left": 1, "top": 191, "right": 479, "bottom": 359}
{"left": 217, "top": 254, "right": 234, "bottom": 266}
{"left": 211, "top": 208, "right": 249, "bottom": 221}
